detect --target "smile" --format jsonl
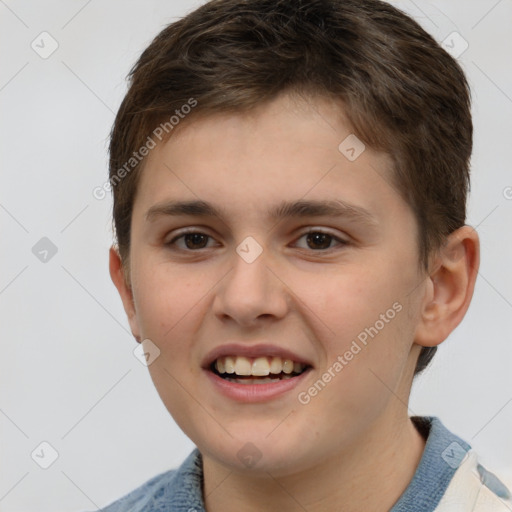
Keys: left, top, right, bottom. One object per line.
{"left": 203, "top": 344, "right": 313, "bottom": 402}
{"left": 212, "top": 355, "right": 308, "bottom": 384}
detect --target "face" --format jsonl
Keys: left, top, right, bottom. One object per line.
{"left": 117, "top": 93, "right": 428, "bottom": 476}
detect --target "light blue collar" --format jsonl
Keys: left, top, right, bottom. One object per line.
{"left": 390, "top": 416, "right": 471, "bottom": 511}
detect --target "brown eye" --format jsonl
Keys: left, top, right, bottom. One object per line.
{"left": 166, "top": 231, "right": 214, "bottom": 251}
{"left": 182, "top": 233, "right": 209, "bottom": 250}
{"left": 305, "top": 232, "right": 332, "bottom": 250}
{"left": 294, "top": 230, "right": 348, "bottom": 251}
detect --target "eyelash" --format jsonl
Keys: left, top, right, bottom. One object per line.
{"left": 165, "top": 228, "right": 349, "bottom": 253}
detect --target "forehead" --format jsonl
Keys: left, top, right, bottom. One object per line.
{"left": 133, "top": 93, "right": 406, "bottom": 225}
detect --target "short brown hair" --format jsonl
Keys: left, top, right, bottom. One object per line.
{"left": 108, "top": 0, "right": 473, "bottom": 375}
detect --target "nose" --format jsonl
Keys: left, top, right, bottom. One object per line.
{"left": 212, "top": 244, "right": 290, "bottom": 328}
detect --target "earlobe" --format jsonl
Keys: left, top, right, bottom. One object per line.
{"left": 414, "top": 226, "right": 480, "bottom": 348}
{"left": 108, "top": 246, "right": 142, "bottom": 342}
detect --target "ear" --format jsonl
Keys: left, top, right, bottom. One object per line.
{"left": 414, "top": 225, "right": 480, "bottom": 347}
{"left": 109, "top": 246, "right": 142, "bottom": 343}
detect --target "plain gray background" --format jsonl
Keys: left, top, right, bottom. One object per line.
{"left": 1, "top": 0, "right": 511, "bottom": 510}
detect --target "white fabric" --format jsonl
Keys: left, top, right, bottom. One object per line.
{"left": 435, "top": 451, "right": 512, "bottom": 512}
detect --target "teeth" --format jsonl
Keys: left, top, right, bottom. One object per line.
{"left": 224, "top": 356, "right": 235, "bottom": 374}
{"left": 282, "top": 359, "right": 293, "bottom": 374}
{"left": 269, "top": 357, "right": 282, "bottom": 374}
{"left": 234, "top": 356, "right": 252, "bottom": 376}
{"left": 216, "top": 358, "right": 225, "bottom": 373}
{"left": 213, "top": 355, "right": 306, "bottom": 377}
{"left": 224, "top": 375, "right": 295, "bottom": 384}
{"left": 252, "top": 357, "right": 270, "bottom": 376}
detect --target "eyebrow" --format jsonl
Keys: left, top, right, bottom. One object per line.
{"left": 145, "top": 198, "right": 378, "bottom": 228}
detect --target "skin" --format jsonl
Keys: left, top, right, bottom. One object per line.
{"left": 110, "top": 92, "right": 480, "bottom": 512}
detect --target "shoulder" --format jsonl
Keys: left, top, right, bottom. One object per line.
{"left": 98, "top": 467, "right": 179, "bottom": 512}
{"left": 435, "top": 449, "right": 512, "bottom": 511}
{"left": 87, "top": 448, "right": 205, "bottom": 512}
{"left": 393, "top": 417, "right": 511, "bottom": 512}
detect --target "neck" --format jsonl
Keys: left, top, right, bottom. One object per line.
{"left": 202, "top": 413, "right": 426, "bottom": 512}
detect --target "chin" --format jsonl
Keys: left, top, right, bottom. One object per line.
{"left": 198, "top": 428, "right": 314, "bottom": 475}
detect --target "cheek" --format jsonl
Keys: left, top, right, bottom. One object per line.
{"left": 299, "top": 266, "right": 403, "bottom": 345}
{"left": 132, "top": 264, "right": 202, "bottom": 341}
{"left": 305, "top": 264, "right": 416, "bottom": 393}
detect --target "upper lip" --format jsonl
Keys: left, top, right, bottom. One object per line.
{"left": 202, "top": 343, "right": 313, "bottom": 369}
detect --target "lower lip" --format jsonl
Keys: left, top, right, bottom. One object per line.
{"left": 205, "top": 368, "right": 312, "bottom": 403}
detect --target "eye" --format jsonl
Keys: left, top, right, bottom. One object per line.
{"left": 293, "top": 229, "right": 349, "bottom": 251}
{"left": 165, "top": 230, "right": 216, "bottom": 251}
{"left": 165, "top": 228, "right": 349, "bottom": 252}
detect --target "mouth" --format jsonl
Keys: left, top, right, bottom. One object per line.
{"left": 202, "top": 344, "right": 313, "bottom": 402}
{"left": 210, "top": 355, "right": 311, "bottom": 384}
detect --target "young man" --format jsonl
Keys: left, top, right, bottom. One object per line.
{"left": 102, "top": 0, "right": 511, "bottom": 510}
